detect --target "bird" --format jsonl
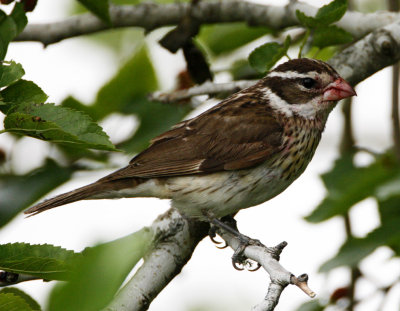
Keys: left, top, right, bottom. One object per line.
{"left": 25, "top": 58, "right": 356, "bottom": 226}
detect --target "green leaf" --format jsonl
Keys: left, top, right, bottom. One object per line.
{"left": 90, "top": 44, "right": 192, "bottom": 153}
{"left": 296, "top": 10, "right": 321, "bottom": 28}
{"left": 0, "top": 61, "right": 25, "bottom": 88}
{"left": 0, "top": 80, "right": 48, "bottom": 114}
{"left": 0, "top": 243, "right": 79, "bottom": 280}
{"left": 313, "top": 25, "right": 353, "bottom": 49}
{"left": 230, "top": 59, "right": 262, "bottom": 80}
{"left": 305, "top": 153, "right": 398, "bottom": 223}
{"left": 296, "top": 0, "right": 347, "bottom": 29}
{"left": 48, "top": 228, "right": 153, "bottom": 311}
{"left": 77, "top": 0, "right": 111, "bottom": 24}
{"left": 0, "top": 288, "right": 41, "bottom": 311}
{"left": 4, "top": 103, "right": 117, "bottom": 151}
{"left": 249, "top": 36, "right": 290, "bottom": 73}
{"left": 10, "top": 2, "right": 27, "bottom": 35}
{"left": 295, "top": 300, "right": 324, "bottom": 311}
{"left": 198, "top": 23, "right": 272, "bottom": 55}
{"left": 117, "top": 100, "right": 191, "bottom": 153}
{"left": 92, "top": 45, "right": 158, "bottom": 120}
{"left": 60, "top": 96, "right": 93, "bottom": 116}
{"left": 319, "top": 219, "right": 400, "bottom": 272}
{"left": 315, "top": 0, "right": 347, "bottom": 25}
{"left": 377, "top": 192, "right": 400, "bottom": 255}
{"left": 0, "top": 12, "right": 17, "bottom": 61}
{"left": 0, "top": 292, "right": 34, "bottom": 311}
{"left": 0, "top": 159, "right": 73, "bottom": 227}
{"left": 0, "top": 3, "right": 27, "bottom": 61}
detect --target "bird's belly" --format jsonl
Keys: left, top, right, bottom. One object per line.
{"left": 166, "top": 164, "right": 293, "bottom": 219}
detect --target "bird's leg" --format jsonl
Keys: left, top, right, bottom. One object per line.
{"left": 208, "top": 225, "right": 227, "bottom": 248}
{"left": 207, "top": 215, "right": 262, "bottom": 271}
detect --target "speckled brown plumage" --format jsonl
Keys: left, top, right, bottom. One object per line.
{"left": 25, "top": 58, "right": 356, "bottom": 218}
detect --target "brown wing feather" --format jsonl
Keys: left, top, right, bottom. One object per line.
{"left": 100, "top": 88, "right": 283, "bottom": 182}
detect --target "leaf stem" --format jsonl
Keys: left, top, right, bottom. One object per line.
{"left": 388, "top": 0, "right": 400, "bottom": 162}
{"left": 298, "top": 29, "right": 310, "bottom": 58}
{"left": 391, "top": 63, "right": 400, "bottom": 161}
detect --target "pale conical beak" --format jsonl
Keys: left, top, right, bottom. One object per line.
{"left": 323, "top": 78, "right": 357, "bottom": 101}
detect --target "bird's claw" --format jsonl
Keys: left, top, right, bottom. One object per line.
{"left": 209, "top": 226, "right": 229, "bottom": 248}
{"left": 231, "top": 236, "right": 263, "bottom": 272}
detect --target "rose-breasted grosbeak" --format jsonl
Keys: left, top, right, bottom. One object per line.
{"left": 25, "top": 58, "right": 356, "bottom": 220}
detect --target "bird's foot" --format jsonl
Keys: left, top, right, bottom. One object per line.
{"left": 208, "top": 215, "right": 262, "bottom": 271}
{"left": 231, "top": 234, "right": 262, "bottom": 272}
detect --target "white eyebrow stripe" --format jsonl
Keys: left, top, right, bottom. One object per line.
{"left": 268, "top": 71, "right": 318, "bottom": 79}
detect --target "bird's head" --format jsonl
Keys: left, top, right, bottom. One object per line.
{"left": 261, "top": 58, "right": 356, "bottom": 120}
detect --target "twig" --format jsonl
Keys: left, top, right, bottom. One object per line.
{"left": 14, "top": 1, "right": 400, "bottom": 46}
{"left": 0, "top": 271, "right": 41, "bottom": 287}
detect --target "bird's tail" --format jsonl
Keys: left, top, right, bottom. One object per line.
{"left": 24, "top": 182, "right": 104, "bottom": 216}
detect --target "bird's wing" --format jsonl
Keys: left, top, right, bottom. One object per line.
{"left": 100, "top": 95, "right": 284, "bottom": 181}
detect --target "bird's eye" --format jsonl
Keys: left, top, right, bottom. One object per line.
{"left": 301, "top": 78, "right": 316, "bottom": 89}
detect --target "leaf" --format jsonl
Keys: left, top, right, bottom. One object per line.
{"left": 249, "top": 36, "right": 290, "bottom": 73}
{"left": 0, "top": 61, "right": 24, "bottom": 88}
{"left": 0, "top": 288, "right": 41, "bottom": 311}
{"left": 4, "top": 103, "right": 117, "bottom": 151}
{"left": 0, "top": 80, "right": 48, "bottom": 114}
{"left": 376, "top": 192, "right": 400, "bottom": 255}
{"left": 315, "top": 0, "right": 347, "bottom": 25}
{"left": 60, "top": 96, "right": 93, "bottom": 116}
{"left": 91, "top": 45, "right": 158, "bottom": 120}
{"left": 295, "top": 300, "right": 324, "bottom": 311}
{"left": 9, "top": 2, "right": 27, "bottom": 34}
{"left": 0, "top": 292, "right": 34, "bottom": 311}
{"left": 319, "top": 219, "right": 400, "bottom": 272}
{"left": 0, "top": 159, "right": 73, "bottom": 227}
{"left": 313, "top": 25, "right": 353, "bottom": 49}
{"left": 230, "top": 59, "right": 262, "bottom": 80}
{"left": 0, "top": 3, "right": 27, "bottom": 60}
{"left": 198, "top": 23, "right": 272, "bottom": 55}
{"left": 305, "top": 153, "right": 398, "bottom": 223}
{"left": 0, "top": 243, "right": 79, "bottom": 280}
{"left": 296, "top": 0, "right": 347, "bottom": 29}
{"left": 48, "top": 228, "right": 153, "bottom": 311}
{"left": 318, "top": 176, "right": 400, "bottom": 272}
{"left": 76, "top": 0, "right": 111, "bottom": 24}
{"left": 117, "top": 100, "right": 191, "bottom": 153}
{"left": 296, "top": 10, "right": 322, "bottom": 28}
{"left": 91, "top": 45, "right": 192, "bottom": 153}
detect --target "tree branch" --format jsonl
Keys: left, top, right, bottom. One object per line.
{"left": 148, "top": 80, "right": 256, "bottom": 103}
{"left": 104, "top": 209, "right": 209, "bottom": 311}
{"left": 151, "top": 19, "right": 400, "bottom": 102}
{"left": 14, "top": 1, "right": 400, "bottom": 46}
{"left": 104, "top": 209, "right": 315, "bottom": 311}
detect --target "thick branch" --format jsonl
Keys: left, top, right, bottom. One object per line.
{"left": 14, "top": 1, "right": 400, "bottom": 46}
{"left": 104, "top": 209, "right": 208, "bottom": 311}
{"left": 151, "top": 19, "right": 400, "bottom": 102}
{"left": 149, "top": 80, "right": 256, "bottom": 103}
{"left": 328, "top": 20, "right": 400, "bottom": 85}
